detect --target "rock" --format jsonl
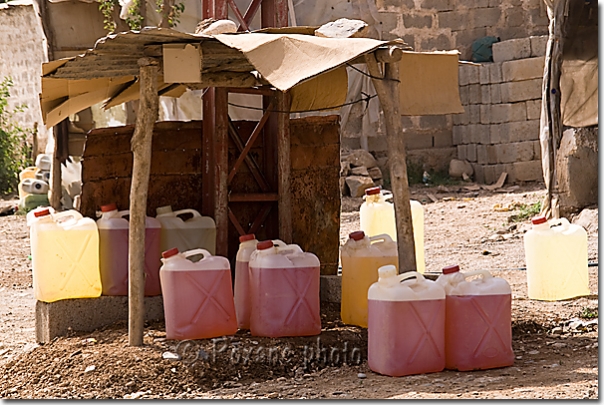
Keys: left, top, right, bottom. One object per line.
{"left": 345, "top": 149, "right": 378, "bottom": 169}
{"left": 553, "top": 343, "right": 567, "bottom": 349}
{"left": 357, "top": 373, "right": 366, "bottom": 379}
{"left": 551, "top": 327, "right": 563, "bottom": 335}
{"left": 367, "top": 166, "right": 382, "bottom": 180}
{"left": 350, "top": 166, "right": 370, "bottom": 176}
{"left": 449, "top": 159, "right": 474, "bottom": 178}
{"left": 276, "top": 377, "right": 286, "bottom": 382}
{"left": 573, "top": 208, "right": 598, "bottom": 234}
{"left": 345, "top": 176, "right": 375, "bottom": 198}
{"left": 340, "top": 160, "right": 351, "bottom": 177}
{"left": 162, "top": 351, "right": 181, "bottom": 361}
{"left": 340, "top": 177, "right": 349, "bottom": 196}
{"left": 315, "top": 18, "right": 368, "bottom": 39}
{"left": 528, "top": 350, "right": 539, "bottom": 355}
{"left": 84, "top": 365, "right": 96, "bottom": 373}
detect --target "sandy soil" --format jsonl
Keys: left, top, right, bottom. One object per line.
{"left": 0, "top": 183, "right": 599, "bottom": 399}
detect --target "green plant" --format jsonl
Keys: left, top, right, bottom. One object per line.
{"left": 0, "top": 77, "right": 33, "bottom": 195}
{"left": 508, "top": 201, "right": 542, "bottom": 223}
{"left": 578, "top": 307, "right": 598, "bottom": 320}
{"left": 98, "top": 0, "right": 185, "bottom": 33}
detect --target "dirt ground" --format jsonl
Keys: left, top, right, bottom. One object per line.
{"left": 0, "top": 182, "right": 599, "bottom": 399}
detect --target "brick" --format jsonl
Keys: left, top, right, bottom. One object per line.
{"left": 530, "top": 35, "right": 548, "bottom": 57}
{"left": 528, "top": 6, "right": 549, "bottom": 27}
{"left": 486, "top": 145, "right": 498, "bottom": 163}
{"left": 401, "top": 34, "right": 416, "bottom": 50}
{"left": 433, "top": 130, "right": 453, "bottom": 147}
{"left": 495, "top": 142, "right": 535, "bottom": 164}
{"left": 471, "top": 124, "right": 483, "bottom": 143}
{"left": 419, "top": 114, "right": 448, "bottom": 129}
{"left": 477, "top": 144, "right": 487, "bottom": 164}
{"left": 479, "top": 64, "right": 490, "bottom": 84}
{"left": 377, "top": 0, "right": 414, "bottom": 8}
{"left": 492, "top": 37, "right": 531, "bottom": 62}
{"left": 526, "top": 99, "right": 541, "bottom": 120}
{"left": 453, "top": 108, "right": 469, "bottom": 125}
{"left": 468, "top": 84, "right": 482, "bottom": 104}
{"left": 454, "top": 28, "right": 487, "bottom": 49}
{"left": 501, "top": 79, "right": 542, "bottom": 103}
{"left": 367, "top": 135, "right": 388, "bottom": 152}
{"left": 481, "top": 85, "right": 491, "bottom": 105}
{"left": 462, "top": 125, "right": 475, "bottom": 144}
{"left": 533, "top": 140, "right": 541, "bottom": 159}
{"left": 421, "top": 0, "right": 454, "bottom": 11}
{"left": 457, "top": 144, "right": 467, "bottom": 160}
{"left": 502, "top": 57, "right": 545, "bottom": 82}
{"left": 472, "top": 7, "right": 501, "bottom": 28}
{"left": 466, "top": 0, "right": 489, "bottom": 7}
{"left": 403, "top": 14, "right": 433, "bottom": 29}
{"left": 479, "top": 126, "right": 491, "bottom": 145}
{"left": 483, "top": 164, "right": 500, "bottom": 184}
{"left": 405, "top": 131, "right": 434, "bottom": 149}
{"left": 504, "top": 7, "right": 525, "bottom": 27}
{"left": 508, "top": 120, "right": 540, "bottom": 142}
{"left": 513, "top": 160, "right": 543, "bottom": 182}
{"left": 459, "top": 64, "right": 480, "bottom": 86}
{"left": 490, "top": 84, "right": 502, "bottom": 104}
{"left": 489, "top": 62, "right": 503, "bottom": 83}
{"left": 480, "top": 105, "right": 491, "bottom": 124}
{"left": 452, "top": 125, "right": 464, "bottom": 144}
{"left": 439, "top": 10, "right": 469, "bottom": 31}
{"left": 489, "top": 102, "right": 527, "bottom": 124}
{"left": 466, "top": 143, "right": 477, "bottom": 162}
{"left": 468, "top": 104, "right": 481, "bottom": 124}
{"left": 490, "top": 123, "right": 510, "bottom": 144}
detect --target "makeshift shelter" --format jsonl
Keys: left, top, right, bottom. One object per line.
{"left": 39, "top": 25, "right": 463, "bottom": 345}
{"left": 539, "top": 0, "right": 598, "bottom": 218}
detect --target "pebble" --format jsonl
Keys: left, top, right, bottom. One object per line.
{"left": 162, "top": 351, "right": 181, "bottom": 360}
{"left": 357, "top": 373, "right": 366, "bottom": 379}
{"left": 552, "top": 343, "right": 567, "bottom": 349}
{"left": 84, "top": 365, "right": 96, "bottom": 373}
{"left": 277, "top": 377, "right": 287, "bottom": 382}
{"left": 332, "top": 391, "right": 343, "bottom": 395}
{"left": 528, "top": 350, "right": 539, "bottom": 355}
{"left": 551, "top": 327, "right": 563, "bottom": 335}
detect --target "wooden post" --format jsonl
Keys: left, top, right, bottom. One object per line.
{"left": 128, "top": 57, "right": 159, "bottom": 346}
{"left": 364, "top": 51, "right": 417, "bottom": 273}
{"left": 276, "top": 90, "right": 292, "bottom": 243}
{"left": 214, "top": 88, "right": 229, "bottom": 257}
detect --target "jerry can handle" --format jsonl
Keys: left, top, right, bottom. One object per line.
{"left": 381, "top": 190, "right": 393, "bottom": 201}
{"left": 52, "top": 210, "right": 83, "bottom": 225}
{"left": 182, "top": 248, "right": 212, "bottom": 260}
{"left": 117, "top": 210, "right": 131, "bottom": 218}
{"left": 550, "top": 217, "right": 570, "bottom": 231}
{"left": 397, "top": 271, "right": 424, "bottom": 284}
{"left": 272, "top": 239, "right": 287, "bottom": 247}
{"left": 274, "top": 243, "right": 303, "bottom": 254}
{"left": 461, "top": 269, "right": 493, "bottom": 281}
{"left": 369, "top": 233, "right": 394, "bottom": 243}
{"left": 173, "top": 209, "right": 202, "bottom": 218}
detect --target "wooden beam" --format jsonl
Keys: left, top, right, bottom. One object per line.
{"left": 185, "top": 73, "right": 261, "bottom": 89}
{"left": 228, "top": 193, "right": 279, "bottom": 202}
{"left": 128, "top": 57, "right": 159, "bottom": 346}
{"left": 214, "top": 88, "right": 229, "bottom": 257}
{"left": 276, "top": 91, "right": 292, "bottom": 243}
{"left": 364, "top": 53, "right": 417, "bottom": 274}
{"left": 348, "top": 45, "right": 411, "bottom": 65}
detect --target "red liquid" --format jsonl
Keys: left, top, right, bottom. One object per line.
{"left": 233, "top": 260, "right": 251, "bottom": 329}
{"left": 445, "top": 294, "right": 514, "bottom": 371}
{"left": 368, "top": 299, "right": 445, "bottom": 377}
{"left": 249, "top": 266, "right": 321, "bottom": 338}
{"left": 161, "top": 268, "right": 237, "bottom": 340}
{"left": 98, "top": 228, "right": 162, "bottom": 296}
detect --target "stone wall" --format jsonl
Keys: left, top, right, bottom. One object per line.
{"left": 0, "top": 2, "right": 49, "bottom": 154}
{"left": 454, "top": 35, "right": 547, "bottom": 184}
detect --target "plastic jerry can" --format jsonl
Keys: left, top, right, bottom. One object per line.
{"left": 340, "top": 231, "right": 398, "bottom": 328}
{"left": 96, "top": 203, "right": 162, "bottom": 296}
{"left": 19, "top": 167, "right": 38, "bottom": 182}
{"left": 359, "top": 186, "right": 425, "bottom": 273}
{"left": 35, "top": 170, "right": 51, "bottom": 182}
{"left": 29, "top": 208, "right": 102, "bottom": 302}
{"left": 156, "top": 205, "right": 217, "bottom": 256}
{"left": 35, "top": 154, "right": 52, "bottom": 171}
{"left": 523, "top": 216, "right": 590, "bottom": 301}
{"left": 20, "top": 178, "right": 49, "bottom": 195}
{"left": 436, "top": 265, "right": 514, "bottom": 371}
{"left": 160, "top": 248, "right": 237, "bottom": 340}
{"left": 367, "top": 266, "right": 445, "bottom": 377}
{"left": 233, "top": 233, "right": 258, "bottom": 329}
{"left": 18, "top": 194, "right": 50, "bottom": 214}
{"left": 249, "top": 240, "right": 321, "bottom": 338}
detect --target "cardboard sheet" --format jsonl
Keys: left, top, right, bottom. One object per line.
{"left": 399, "top": 51, "right": 464, "bottom": 116}
{"left": 289, "top": 67, "right": 348, "bottom": 113}
{"left": 560, "top": 58, "right": 598, "bottom": 127}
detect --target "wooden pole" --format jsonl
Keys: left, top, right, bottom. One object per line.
{"left": 276, "top": 90, "right": 292, "bottom": 243}
{"left": 364, "top": 52, "right": 417, "bottom": 273}
{"left": 128, "top": 57, "right": 159, "bottom": 346}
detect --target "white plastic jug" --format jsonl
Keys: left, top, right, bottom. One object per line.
{"left": 233, "top": 233, "right": 258, "bottom": 329}
{"left": 360, "top": 186, "right": 425, "bottom": 273}
{"left": 367, "top": 266, "right": 445, "bottom": 377}
{"left": 96, "top": 203, "right": 162, "bottom": 296}
{"left": 436, "top": 265, "right": 514, "bottom": 371}
{"left": 249, "top": 240, "right": 321, "bottom": 338}
{"left": 340, "top": 231, "right": 398, "bottom": 328}
{"left": 160, "top": 247, "right": 237, "bottom": 340}
{"left": 523, "top": 216, "right": 590, "bottom": 301}
{"left": 156, "top": 205, "right": 217, "bottom": 256}
{"left": 30, "top": 208, "right": 102, "bottom": 302}
{"left": 21, "top": 178, "right": 49, "bottom": 195}
{"left": 35, "top": 154, "right": 52, "bottom": 171}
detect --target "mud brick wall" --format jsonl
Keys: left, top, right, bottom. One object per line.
{"left": 454, "top": 36, "right": 547, "bottom": 184}
{"left": 0, "top": 3, "right": 49, "bottom": 153}
{"left": 80, "top": 117, "right": 340, "bottom": 270}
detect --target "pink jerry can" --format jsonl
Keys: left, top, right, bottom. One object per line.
{"left": 96, "top": 203, "right": 162, "bottom": 296}
{"left": 436, "top": 265, "right": 514, "bottom": 371}
{"left": 160, "top": 248, "right": 237, "bottom": 340}
{"left": 233, "top": 233, "right": 258, "bottom": 330}
{"left": 248, "top": 240, "right": 321, "bottom": 338}
{"left": 368, "top": 266, "right": 446, "bottom": 377}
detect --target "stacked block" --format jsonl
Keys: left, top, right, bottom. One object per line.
{"left": 453, "top": 36, "right": 547, "bottom": 184}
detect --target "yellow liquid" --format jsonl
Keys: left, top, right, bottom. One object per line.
{"left": 33, "top": 228, "right": 102, "bottom": 302}
{"left": 340, "top": 255, "right": 398, "bottom": 328}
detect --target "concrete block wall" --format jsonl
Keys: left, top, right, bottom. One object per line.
{"left": 453, "top": 35, "right": 547, "bottom": 184}
{"left": 0, "top": 3, "right": 49, "bottom": 154}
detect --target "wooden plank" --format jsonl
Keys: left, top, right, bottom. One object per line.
{"left": 365, "top": 52, "right": 417, "bottom": 274}
{"left": 214, "top": 88, "right": 229, "bottom": 257}
{"left": 276, "top": 91, "right": 292, "bottom": 244}
{"left": 228, "top": 193, "right": 279, "bottom": 202}
{"left": 128, "top": 58, "right": 159, "bottom": 346}
{"left": 228, "top": 119, "right": 271, "bottom": 192}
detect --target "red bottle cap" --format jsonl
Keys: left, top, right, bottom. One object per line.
{"left": 162, "top": 247, "right": 179, "bottom": 259}
{"left": 33, "top": 208, "right": 51, "bottom": 218}
{"left": 349, "top": 231, "right": 365, "bottom": 241}
{"left": 101, "top": 203, "right": 118, "bottom": 213}
{"left": 442, "top": 264, "right": 460, "bottom": 274}
{"left": 256, "top": 240, "right": 274, "bottom": 250}
{"left": 365, "top": 186, "right": 381, "bottom": 196}
{"left": 239, "top": 234, "right": 256, "bottom": 243}
{"left": 531, "top": 216, "right": 547, "bottom": 225}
